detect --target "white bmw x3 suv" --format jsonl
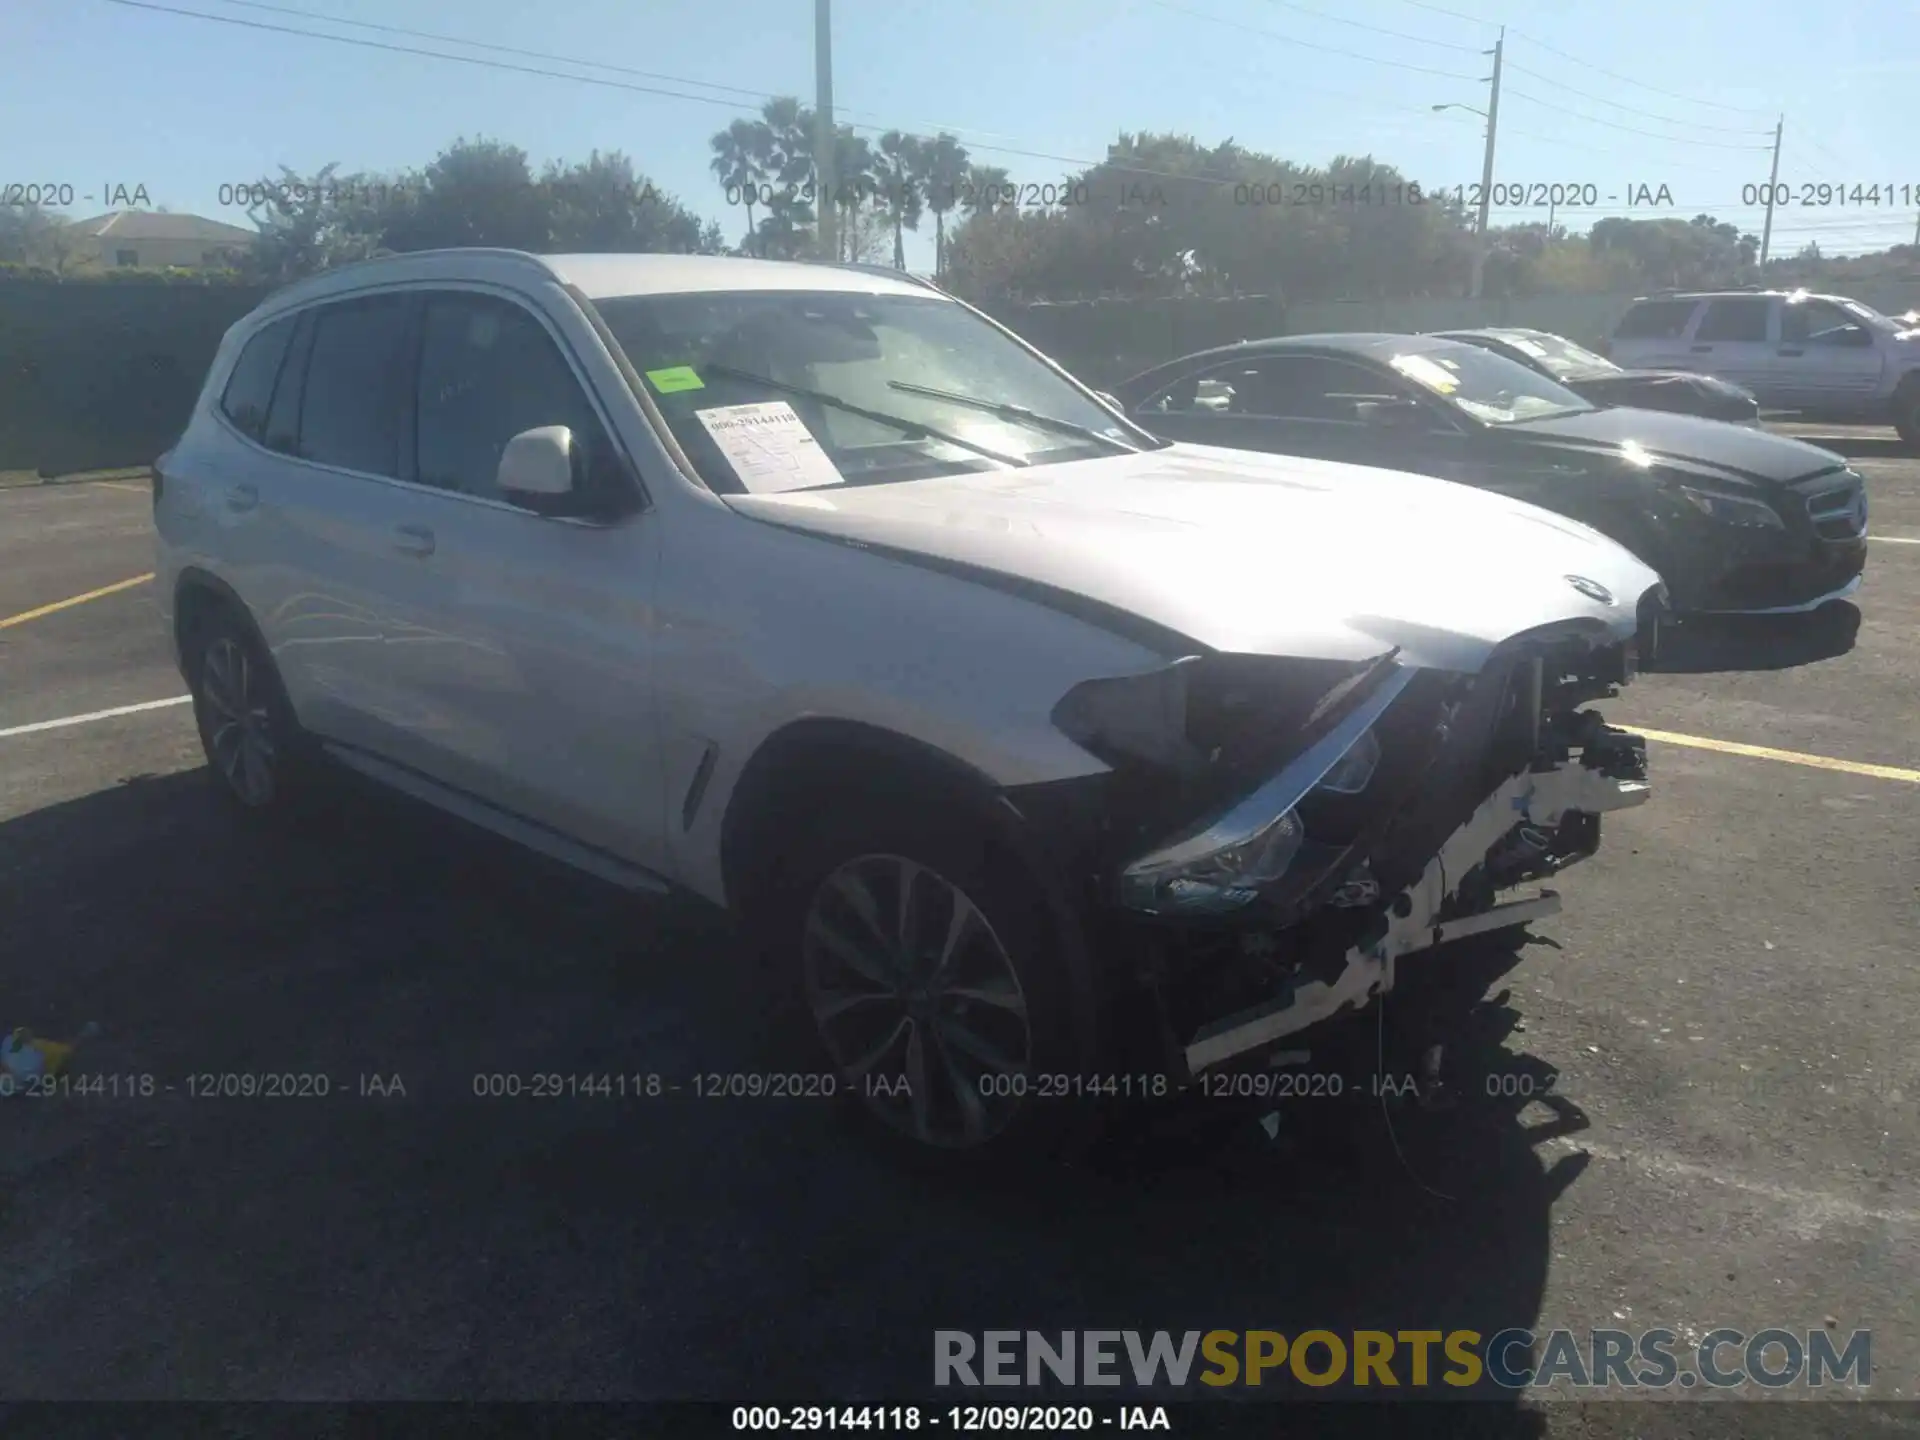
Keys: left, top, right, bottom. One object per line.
{"left": 154, "top": 248, "right": 1663, "bottom": 1160}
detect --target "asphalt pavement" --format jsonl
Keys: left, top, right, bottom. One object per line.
{"left": 1, "top": 445, "right": 1916, "bottom": 1429}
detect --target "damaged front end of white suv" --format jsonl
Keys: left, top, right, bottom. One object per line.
{"left": 1029, "top": 610, "right": 1656, "bottom": 1081}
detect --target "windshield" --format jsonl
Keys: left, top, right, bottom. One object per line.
{"left": 1497, "top": 331, "right": 1621, "bottom": 381}
{"left": 1839, "top": 299, "right": 1901, "bottom": 333}
{"left": 1388, "top": 344, "right": 1596, "bottom": 425}
{"left": 593, "top": 289, "right": 1156, "bottom": 494}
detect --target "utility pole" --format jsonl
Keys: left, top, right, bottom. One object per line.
{"left": 1469, "top": 26, "right": 1504, "bottom": 300}
{"left": 1758, "top": 115, "right": 1783, "bottom": 267}
{"left": 814, "top": 0, "right": 838, "bottom": 262}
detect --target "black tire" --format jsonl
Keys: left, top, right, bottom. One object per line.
{"left": 182, "top": 601, "right": 318, "bottom": 819}
{"left": 756, "top": 796, "right": 1106, "bottom": 1167}
{"left": 1893, "top": 378, "right": 1920, "bottom": 451}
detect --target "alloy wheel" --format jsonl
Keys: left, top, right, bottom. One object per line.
{"left": 801, "top": 853, "right": 1033, "bottom": 1148}
{"left": 199, "top": 636, "right": 277, "bottom": 806}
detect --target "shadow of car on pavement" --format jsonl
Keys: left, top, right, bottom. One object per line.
{"left": 1646, "top": 602, "right": 1860, "bottom": 675}
{"left": 0, "top": 765, "right": 1599, "bottom": 1428}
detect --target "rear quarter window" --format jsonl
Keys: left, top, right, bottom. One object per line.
{"left": 1612, "top": 301, "right": 1697, "bottom": 341}
{"left": 218, "top": 316, "right": 297, "bottom": 443}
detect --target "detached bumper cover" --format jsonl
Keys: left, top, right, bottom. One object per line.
{"left": 1183, "top": 748, "right": 1650, "bottom": 1073}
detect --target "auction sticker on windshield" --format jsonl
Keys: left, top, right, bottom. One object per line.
{"left": 695, "top": 402, "right": 845, "bottom": 494}
{"left": 1390, "top": 353, "right": 1461, "bottom": 394}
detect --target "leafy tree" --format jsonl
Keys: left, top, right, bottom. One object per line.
{"left": 373, "top": 137, "right": 551, "bottom": 253}
{"left": 543, "top": 150, "right": 712, "bottom": 253}
{"left": 244, "top": 163, "right": 384, "bottom": 284}
{"left": 960, "top": 164, "right": 1011, "bottom": 220}
{"left": 0, "top": 202, "right": 92, "bottom": 274}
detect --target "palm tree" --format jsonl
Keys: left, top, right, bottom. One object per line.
{"left": 751, "top": 97, "right": 818, "bottom": 257}
{"left": 871, "top": 130, "right": 924, "bottom": 269}
{"left": 760, "top": 97, "right": 816, "bottom": 199}
{"left": 919, "top": 133, "right": 969, "bottom": 275}
{"left": 709, "top": 117, "right": 767, "bottom": 255}
{"left": 829, "top": 128, "right": 875, "bottom": 262}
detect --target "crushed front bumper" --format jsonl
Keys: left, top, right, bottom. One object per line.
{"left": 1179, "top": 745, "right": 1649, "bottom": 1074}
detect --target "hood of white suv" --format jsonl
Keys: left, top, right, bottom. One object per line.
{"left": 725, "top": 443, "right": 1662, "bottom": 671}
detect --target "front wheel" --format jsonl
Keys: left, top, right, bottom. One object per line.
{"left": 768, "top": 802, "right": 1105, "bottom": 1163}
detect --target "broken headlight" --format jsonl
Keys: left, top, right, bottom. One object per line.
{"left": 1111, "top": 666, "right": 1413, "bottom": 917}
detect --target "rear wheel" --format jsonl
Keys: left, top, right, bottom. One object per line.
{"left": 184, "top": 603, "right": 315, "bottom": 817}
{"left": 761, "top": 799, "right": 1105, "bottom": 1164}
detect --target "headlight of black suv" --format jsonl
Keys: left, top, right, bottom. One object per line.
{"left": 1052, "top": 658, "right": 1411, "bottom": 917}
{"left": 1674, "top": 484, "right": 1784, "bottom": 529}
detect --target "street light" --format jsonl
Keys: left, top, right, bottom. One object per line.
{"left": 1432, "top": 103, "right": 1487, "bottom": 119}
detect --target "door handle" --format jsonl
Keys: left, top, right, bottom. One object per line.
{"left": 393, "top": 524, "right": 436, "bottom": 557}
{"left": 1688, "top": 344, "right": 1712, "bottom": 353}
{"left": 225, "top": 483, "right": 259, "bottom": 512}
{"left": 1777, "top": 347, "right": 1804, "bottom": 356}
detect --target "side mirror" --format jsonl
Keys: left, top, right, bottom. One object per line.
{"left": 497, "top": 425, "right": 578, "bottom": 502}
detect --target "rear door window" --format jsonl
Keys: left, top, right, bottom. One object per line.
{"left": 296, "top": 295, "right": 413, "bottom": 478}
{"left": 1694, "top": 298, "right": 1771, "bottom": 343}
{"left": 1613, "top": 300, "right": 1697, "bottom": 340}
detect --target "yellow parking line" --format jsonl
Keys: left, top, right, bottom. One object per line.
{"left": 1634, "top": 727, "right": 1920, "bottom": 784}
{"left": 0, "top": 573, "right": 154, "bottom": 630}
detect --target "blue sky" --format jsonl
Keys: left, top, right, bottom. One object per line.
{"left": 5, "top": 0, "right": 1917, "bottom": 268}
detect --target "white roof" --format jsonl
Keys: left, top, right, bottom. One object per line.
{"left": 254, "top": 248, "right": 933, "bottom": 319}
{"left": 543, "top": 253, "right": 932, "bottom": 299}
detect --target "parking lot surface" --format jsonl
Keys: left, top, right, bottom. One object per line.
{"left": 2, "top": 446, "right": 1916, "bottom": 1428}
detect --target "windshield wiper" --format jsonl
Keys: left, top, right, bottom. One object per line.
{"left": 886, "top": 381, "right": 1139, "bottom": 453}
{"left": 701, "top": 365, "right": 1028, "bottom": 471}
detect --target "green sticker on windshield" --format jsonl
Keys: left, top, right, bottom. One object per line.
{"left": 646, "top": 366, "right": 705, "bottom": 394}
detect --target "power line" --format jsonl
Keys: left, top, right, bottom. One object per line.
{"left": 1248, "top": 0, "right": 1483, "bottom": 53}
{"left": 1382, "top": 0, "right": 1496, "bottom": 27}
{"left": 1502, "top": 60, "right": 1774, "bottom": 136}
{"left": 1506, "top": 31, "right": 1777, "bottom": 118}
{"left": 202, "top": 0, "right": 777, "bottom": 102}
{"left": 1144, "top": 0, "right": 1485, "bottom": 81}
{"left": 94, "top": 0, "right": 1482, "bottom": 203}
{"left": 1502, "top": 86, "right": 1777, "bottom": 150}
{"left": 196, "top": 0, "right": 1035, "bottom": 155}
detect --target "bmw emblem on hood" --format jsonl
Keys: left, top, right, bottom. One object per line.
{"left": 1565, "top": 575, "right": 1615, "bottom": 606}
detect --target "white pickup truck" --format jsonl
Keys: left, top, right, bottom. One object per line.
{"left": 1608, "top": 289, "right": 1920, "bottom": 448}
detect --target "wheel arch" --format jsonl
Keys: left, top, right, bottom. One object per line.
{"left": 719, "top": 718, "right": 1036, "bottom": 913}
{"left": 717, "top": 715, "right": 1107, "bottom": 1099}
{"left": 172, "top": 567, "right": 270, "bottom": 675}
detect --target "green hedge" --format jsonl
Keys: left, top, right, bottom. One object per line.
{"left": 0, "top": 278, "right": 268, "bottom": 474}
